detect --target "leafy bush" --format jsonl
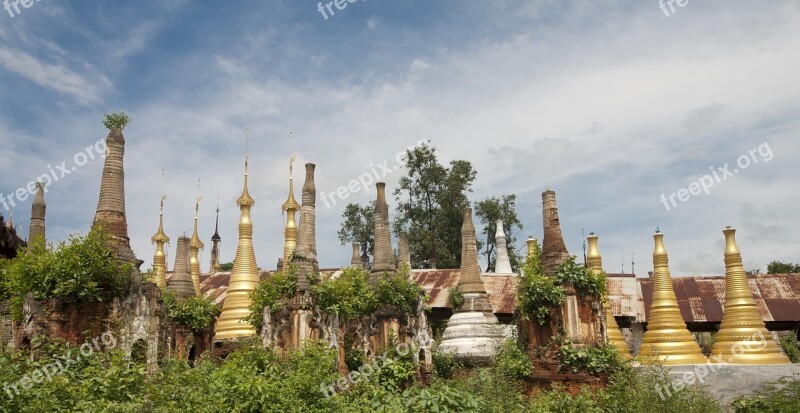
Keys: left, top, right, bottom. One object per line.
{"left": 1, "top": 227, "right": 133, "bottom": 320}
{"left": 432, "top": 346, "right": 458, "bottom": 379}
{"left": 529, "top": 386, "right": 603, "bottom": 413}
{"left": 554, "top": 255, "right": 606, "bottom": 297}
{"left": 496, "top": 339, "right": 533, "bottom": 379}
{"left": 516, "top": 238, "right": 565, "bottom": 324}
{"left": 600, "top": 365, "right": 722, "bottom": 413}
{"left": 102, "top": 111, "right": 131, "bottom": 130}
{"left": 374, "top": 272, "right": 425, "bottom": 314}
{"left": 246, "top": 264, "right": 297, "bottom": 327}
{"left": 779, "top": 333, "right": 799, "bottom": 363}
{"left": 447, "top": 287, "right": 464, "bottom": 308}
{"left": 313, "top": 266, "right": 376, "bottom": 320}
{"left": 162, "top": 291, "right": 221, "bottom": 332}
{"left": 557, "top": 341, "right": 624, "bottom": 376}
{"left": 731, "top": 376, "right": 800, "bottom": 412}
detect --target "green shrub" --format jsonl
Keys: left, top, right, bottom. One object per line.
{"left": 102, "top": 112, "right": 131, "bottom": 130}
{"left": 554, "top": 255, "right": 606, "bottom": 297}
{"left": 600, "top": 365, "right": 722, "bottom": 413}
{"left": 496, "top": 339, "right": 533, "bottom": 379}
{"left": 557, "top": 341, "right": 624, "bottom": 376}
{"left": 447, "top": 287, "right": 464, "bottom": 308}
{"left": 432, "top": 346, "right": 458, "bottom": 379}
{"left": 529, "top": 385, "right": 603, "bottom": 413}
{"left": 246, "top": 264, "right": 297, "bottom": 327}
{"left": 313, "top": 266, "right": 376, "bottom": 320}
{"left": 374, "top": 272, "right": 425, "bottom": 314}
{"left": 162, "top": 291, "right": 221, "bottom": 332}
{"left": 731, "top": 376, "right": 800, "bottom": 412}
{"left": 779, "top": 333, "right": 799, "bottom": 363}
{"left": 516, "top": 238, "right": 565, "bottom": 325}
{"left": 1, "top": 227, "right": 133, "bottom": 320}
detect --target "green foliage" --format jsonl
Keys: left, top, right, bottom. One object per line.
{"left": 496, "top": 339, "right": 533, "bottom": 379}
{"left": 446, "top": 287, "right": 464, "bottom": 309}
{"left": 431, "top": 346, "right": 458, "bottom": 379}
{"left": 102, "top": 111, "right": 131, "bottom": 130}
{"left": 372, "top": 335, "right": 418, "bottom": 393}
{"left": 246, "top": 264, "right": 297, "bottom": 328}
{"left": 600, "top": 365, "right": 723, "bottom": 413}
{"left": 779, "top": 333, "right": 799, "bottom": 363}
{"left": 554, "top": 255, "right": 606, "bottom": 297}
{"left": 337, "top": 202, "right": 375, "bottom": 263}
{"left": 393, "top": 141, "right": 477, "bottom": 269}
{"left": 162, "top": 290, "right": 221, "bottom": 332}
{"left": 218, "top": 262, "right": 234, "bottom": 271}
{"left": 313, "top": 266, "right": 376, "bottom": 320}
{"left": 731, "top": 376, "right": 800, "bottom": 412}
{"left": 475, "top": 194, "right": 524, "bottom": 272}
{"left": 517, "top": 239, "right": 564, "bottom": 324}
{"left": 767, "top": 260, "right": 800, "bottom": 274}
{"left": 1, "top": 227, "right": 132, "bottom": 320}
{"left": 374, "top": 272, "right": 424, "bottom": 314}
{"left": 557, "top": 341, "right": 624, "bottom": 376}
{"left": 528, "top": 386, "right": 603, "bottom": 413}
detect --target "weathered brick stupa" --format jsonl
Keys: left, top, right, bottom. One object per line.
{"left": 27, "top": 182, "right": 46, "bottom": 243}
{"left": 293, "top": 163, "right": 318, "bottom": 293}
{"left": 398, "top": 231, "right": 411, "bottom": 272}
{"left": 168, "top": 236, "right": 196, "bottom": 298}
{"left": 369, "top": 182, "right": 396, "bottom": 284}
{"left": 209, "top": 205, "right": 221, "bottom": 273}
{"left": 439, "top": 208, "right": 504, "bottom": 364}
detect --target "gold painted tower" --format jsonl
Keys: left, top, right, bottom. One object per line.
{"left": 214, "top": 156, "right": 259, "bottom": 340}
{"left": 281, "top": 156, "right": 300, "bottom": 269}
{"left": 150, "top": 195, "right": 169, "bottom": 289}
{"left": 638, "top": 231, "right": 706, "bottom": 365}
{"left": 586, "top": 233, "right": 631, "bottom": 358}
{"left": 190, "top": 182, "right": 205, "bottom": 296}
{"left": 710, "top": 227, "right": 789, "bottom": 364}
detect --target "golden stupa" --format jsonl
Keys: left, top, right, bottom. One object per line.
{"left": 150, "top": 194, "right": 169, "bottom": 289}
{"left": 710, "top": 227, "right": 790, "bottom": 364}
{"left": 214, "top": 153, "right": 259, "bottom": 340}
{"left": 638, "top": 231, "right": 707, "bottom": 365}
{"left": 586, "top": 233, "right": 631, "bottom": 358}
{"left": 189, "top": 181, "right": 205, "bottom": 296}
{"left": 281, "top": 156, "right": 300, "bottom": 268}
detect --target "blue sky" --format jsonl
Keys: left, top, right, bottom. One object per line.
{"left": 1, "top": 0, "right": 799, "bottom": 276}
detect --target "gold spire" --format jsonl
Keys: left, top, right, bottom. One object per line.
{"left": 281, "top": 146, "right": 299, "bottom": 267}
{"left": 710, "top": 227, "right": 789, "bottom": 364}
{"left": 151, "top": 169, "right": 169, "bottom": 289}
{"left": 190, "top": 179, "right": 205, "bottom": 296}
{"left": 215, "top": 129, "right": 259, "bottom": 340}
{"left": 638, "top": 231, "right": 706, "bottom": 365}
{"left": 526, "top": 237, "right": 536, "bottom": 257}
{"left": 586, "top": 233, "right": 630, "bottom": 358}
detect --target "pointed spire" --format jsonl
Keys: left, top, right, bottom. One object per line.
{"left": 638, "top": 231, "right": 706, "bottom": 365}
{"left": 28, "top": 182, "right": 46, "bottom": 243}
{"left": 526, "top": 236, "right": 537, "bottom": 257}
{"left": 282, "top": 150, "right": 300, "bottom": 268}
{"left": 151, "top": 183, "right": 170, "bottom": 289}
{"left": 6, "top": 209, "right": 13, "bottom": 229}
{"left": 92, "top": 126, "right": 138, "bottom": 265}
{"left": 494, "top": 220, "right": 512, "bottom": 273}
{"left": 710, "top": 227, "right": 789, "bottom": 364}
{"left": 542, "top": 190, "right": 569, "bottom": 276}
{"left": 190, "top": 179, "right": 205, "bottom": 296}
{"left": 458, "top": 208, "right": 486, "bottom": 294}
{"left": 370, "top": 182, "right": 395, "bottom": 283}
{"left": 167, "top": 236, "right": 195, "bottom": 297}
{"left": 351, "top": 243, "right": 362, "bottom": 267}
{"left": 210, "top": 196, "right": 221, "bottom": 272}
{"left": 587, "top": 233, "right": 630, "bottom": 358}
{"left": 215, "top": 129, "right": 261, "bottom": 340}
{"left": 293, "top": 163, "right": 318, "bottom": 292}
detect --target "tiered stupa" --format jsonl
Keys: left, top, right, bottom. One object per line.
{"left": 398, "top": 231, "right": 411, "bottom": 272}
{"left": 209, "top": 205, "right": 221, "bottom": 272}
{"left": 167, "top": 236, "right": 195, "bottom": 298}
{"left": 369, "top": 182, "right": 395, "bottom": 284}
{"left": 541, "top": 190, "right": 569, "bottom": 276}
{"left": 150, "top": 195, "right": 170, "bottom": 289}
{"left": 214, "top": 154, "right": 260, "bottom": 340}
{"left": 439, "top": 208, "right": 504, "bottom": 363}
{"left": 293, "top": 163, "right": 318, "bottom": 293}
{"left": 586, "top": 233, "right": 631, "bottom": 358}
{"left": 710, "top": 227, "right": 789, "bottom": 364}
{"left": 638, "top": 231, "right": 706, "bottom": 365}
{"left": 494, "top": 220, "right": 512, "bottom": 273}
{"left": 189, "top": 183, "right": 205, "bottom": 296}
{"left": 350, "top": 243, "right": 362, "bottom": 267}
{"left": 28, "top": 182, "right": 46, "bottom": 243}
{"left": 281, "top": 157, "right": 300, "bottom": 270}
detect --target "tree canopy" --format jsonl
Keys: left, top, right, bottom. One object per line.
{"left": 767, "top": 261, "right": 800, "bottom": 274}
{"left": 475, "top": 194, "right": 523, "bottom": 272}
{"left": 337, "top": 201, "right": 375, "bottom": 265}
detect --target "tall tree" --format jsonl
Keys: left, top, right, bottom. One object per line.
{"left": 337, "top": 201, "right": 375, "bottom": 265}
{"left": 393, "top": 142, "right": 476, "bottom": 269}
{"left": 475, "top": 194, "right": 523, "bottom": 273}
{"left": 766, "top": 261, "right": 800, "bottom": 274}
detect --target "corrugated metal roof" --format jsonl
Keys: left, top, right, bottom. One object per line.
{"left": 168, "top": 270, "right": 800, "bottom": 322}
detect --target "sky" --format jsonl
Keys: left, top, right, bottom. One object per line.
{"left": 1, "top": 0, "right": 799, "bottom": 276}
